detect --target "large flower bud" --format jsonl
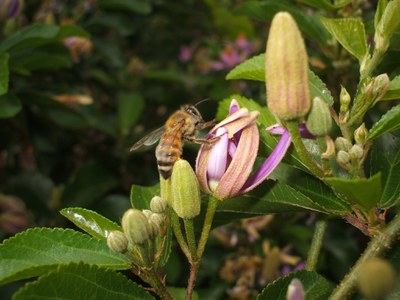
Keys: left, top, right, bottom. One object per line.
{"left": 0, "top": 0, "right": 24, "bottom": 20}
{"left": 170, "top": 159, "right": 201, "bottom": 219}
{"left": 121, "top": 209, "right": 150, "bottom": 244}
{"left": 150, "top": 196, "right": 167, "bottom": 213}
{"left": 266, "top": 12, "right": 311, "bottom": 120}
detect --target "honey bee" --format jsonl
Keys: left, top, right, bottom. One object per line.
{"left": 130, "top": 104, "right": 217, "bottom": 179}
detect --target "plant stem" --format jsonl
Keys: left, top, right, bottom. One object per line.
{"left": 329, "top": 213, "right": 400, "bottom": 300}
{"left": 286, "top": 121, "right": 325, "bottom": 178}
{"left": 186, "top": 261, "right": 199, "bottom": 300}
{"left": 197, "top": 196, "right": 218, "bottom": 258}
{"left": 184, "top": 219, "right": 198, "bottom": 261}
{"left": 145, "top": 270, "right": 174, "bottom": 300}
{"left": 360, "top": 50, "right": 384, "bottom": 80}
{"left": 306, "top": 219, "right": 327, "bottom": 271}
{"left": 170, "top": 209, "right": 191, "bottom": 260}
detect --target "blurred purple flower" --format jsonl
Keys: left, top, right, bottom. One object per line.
{"left": 179, "top": 45, "right": 192, "bottom": 62}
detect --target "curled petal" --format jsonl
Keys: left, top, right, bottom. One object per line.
{"left": 241, "top": 130, "right": 291, "bottom": 193}
{"left": 207, "top": 128, "right": 229, "bottom": 191}
{"left": 214, "top": 123, "right": 259, "bottom": 199}
{"left": 267, "top": 123, "right": 315, "bottom": 139}
{"left": 229, "top": 99, "right": 240, "bottom": 114}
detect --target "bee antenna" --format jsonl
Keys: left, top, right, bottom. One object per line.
{"left": 194, "top": 98, "right": 212, "bottom": 107}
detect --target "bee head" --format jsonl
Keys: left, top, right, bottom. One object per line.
{"left": 184, "top": 105, "right": 203, "bottom": 124}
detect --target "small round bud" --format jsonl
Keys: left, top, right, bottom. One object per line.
{"left": 107, "top": 231, "right": 128, "bottom": 253}
{"left": 335, "top": 137, "right": 352, "bottom": 152}
{"left": 150, "top": 196, "right": 167, "bottom": 213}
{"left": 171, "top": 159, "right": 201, "bottom": 219}
{"left": 150, "top": 213, "right": 165, "bottom": 228}
{"left": 286, "top": 278, "right": 305, "bottom": 300}
{"left": 337, "top": 150, "right": 351, "bottom": 165}
{"left": 121, "top": 209, "right": 150, "bottom": 244}
{"left": 142, "top": 209, "right": 152, "bottom": 219}
{"left": 305, "top": 97, "right": 332, "bottom": 136}
{"left": 354, "top": 123, "right": 368, "bottom": 145}
{"left": 147, "top": 219, "right": 160, "bottom": 239}
{"left": 340, "top": 86, "right": 351, "bottom": 113}
{"left": 349, "top": 145, "right": 364, "bottom": 161}
{"left": 357, "top": 257, "right": 396, "bottom": 299}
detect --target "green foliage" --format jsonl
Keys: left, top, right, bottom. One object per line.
{"left": 321, "top": 17, "right": 368, "bottom": 60}
{"left": 325, "top": 173, "right": 382, "bottom": 211}
{"left": 13, "top": 263, "right": 154, "bottom": 300}
{"left": 60, "top": 208, "right": 122, "bottom": 240}
{"left": 0, "top": 93, "right": 21, "bottom": 118}
{"left": 368, "top": 104, "right": 400, "bottom": 140}
{"left": 0, "top": 228, "right": 130, "bottom": 286}
{"left": 257, "top": 270, "right": 332, "bottom": 299}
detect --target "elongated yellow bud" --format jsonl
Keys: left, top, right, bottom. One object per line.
{"left": 266, "top": 12, "right": 311, "bottom": 121}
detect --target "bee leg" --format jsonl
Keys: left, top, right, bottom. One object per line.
{"left": 197, "top": 119, "right": 217, "bottom": 130}
{"left": 187, "top": 136, "right": 220, "bottom": 145}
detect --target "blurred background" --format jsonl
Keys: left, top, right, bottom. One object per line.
{"left": 0, "top": 0, "right": 397, "bottom": 299}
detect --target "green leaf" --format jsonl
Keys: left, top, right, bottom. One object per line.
{"left": 368, "top": 104, "right": 400, "bottom": 140}
{"left": 234, "top": 1, "right": 329, "bottom": 43}
{"left": 118, "top": 92, "right": 144, "bottom": 135}
{"left": 369, "top": 134, "right": 400, "bottom": 208}
{"left": 324, "top": 173, "right": 382, "bottom": 210}
{"left": 297, "top": 0, "right": 352, "bottom": 10}
{"left": 320, "top": 17, "right": 368, "bottom": 59}
{"left": 226, "top": 54, "right": 333, "bottom": 105}
{"left": 12, "top": 47, "right": 72, "bottom": 71}
{"left": 168, "top": 287, "right": 199, "bottom": 300}
{"left": 271, "top": 164, "right": 351, "bottom": 215}
{"left": 130, "top": 184, "right": 160, "bottom": 210}
{"left": 13, "top": 263, "right": 154, "bottom": 300}
{"left": 381, "top": 75, "right": 400, "bottom": 100}
{"left": 257, "top": 270, "right": 332, "bottom": 300}
{"left": 0, "top": 93, "right": 21, "bottom": 118}
{"left": 375, "top": 0, "right": 389, "bottom": 30}
{"left": 57, "top": 24, "right": 90, "bottom": 40}
{"left": 0, "top": 228, "right": 130, "bottom": 286}
{"left": 60, "top": 162, "right": 118, "bottom": 207}
{"left": 60, "top": 208, "right": 122, "bottom": 240}
{"left": 0, "top": 24, "right": 60, "bottom": 53}
{"left": 0, "top": 52, "right": 9, "bottom": 96}
{"left": 99, "top": 0, "right": 152, "bottom": 15}
{"left": 87, "top": 13, "right": 136, "bottom": 37}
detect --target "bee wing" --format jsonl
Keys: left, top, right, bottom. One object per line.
{"left": 130, "top": 126, "right": 165, "bottom": 151}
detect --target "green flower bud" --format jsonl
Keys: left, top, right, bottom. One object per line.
{"left": 286, "top": 278, "right": 305, "bottom": 300}
{"left": 335, "top": 137, "right": 352, "bottom": 152}
{"left": 107, "top": 231, "right": 128, "bottom": 253}
{"left": 375, "top": 0, "right": 400, "bottom": 52}
{"left": 373, "top": 73, "right": 391, "bottom": 101}
{"left": 121, "top": 209, "right": 150, "bottom": 244}
{"left": 150, "top": 196, "right": 167, "bottom": 213}
{"left": 354, "top": 123, "right": 368, "bottom": 145}
{"left": 170, "top": 159, "right": 201, "bottom": 219}
{"left": 305, "top": 97, "right": 332, "bottom": 136}
{"left": 357, "top": 257, "right": 396, "bottom": 299}
{"left": 340, "top": 86, "right": 351, "bottom": 113}
{"left": 147, "top": 218, "right": 160, "bottom": 239}
{"left": 150, "top": 213, "right": 165, "bottom": 228}
{"left": 266, "top": 12, "right": 310, "bottom": 121}
{"left": 337, "top": 150, "right": 351, "bottom": 165}
{"left": 142, "top": 209, "right": 152, "bottom": 219}
{"left": 349, "top": 145, "right": 364, "bottom": 161}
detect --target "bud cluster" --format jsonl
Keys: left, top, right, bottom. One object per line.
{"left": 334, "top": 123, "right": 368, "bottom": 175}
{"left": 106, "top": 196, "right": 167, "bottom": 266}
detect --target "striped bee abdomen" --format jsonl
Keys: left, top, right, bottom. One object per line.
{"left": 155, "top": 131, "right": 183, "bottom": 179}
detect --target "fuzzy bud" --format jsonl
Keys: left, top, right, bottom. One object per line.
{"left": 305, "top": 97, "right": 332, "bottom": 136}
{"left": 349, "top": 145, "right": 364, "bottom": 161}
{"left": 375, "top": 0, "right": 400, "bottom": 52}
{"left": 286, "top": 278, "right": 305, "bottom": 300}
{"left": 170, "top": 159, "right": 201, "bottom": 219}
{"left": 357, "top": 257, "right": 396, "bottom": 299}
{"left": 340, "top": 86, "right": 351, "bottom": 113}
{"left": 372, "top": 73, "right": 391, "bottom": 101}
{"left": 150, "top": 213, "right": 165, "bottom": 228}
{"left": 0, "top": 0, "right": 24, "bottom": 20}
{"left": 335, "top": 137, "right": 352, "bottom": 152}
{"left": 107, "top": 231, "right": 128, "bottom": 253}
{"left": 147, "top": 219, "right": 160, "bottom": 239}
{"left": 266, "top": 12, "right": 310, "bottom": 120}
{"left": 337, "top": 150, "right": 351, "bottom": 165}
{"left": 121, "top": 209, "right": 150, "bottom": 244}
{"left": 150, "top": 196, "right": 167, "bottom": 213}
{"left": 354, "top": 123, "right": 368, "bottom": 145}
{"left": 142, "top": 209, "right": 152, "bottom": 219}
